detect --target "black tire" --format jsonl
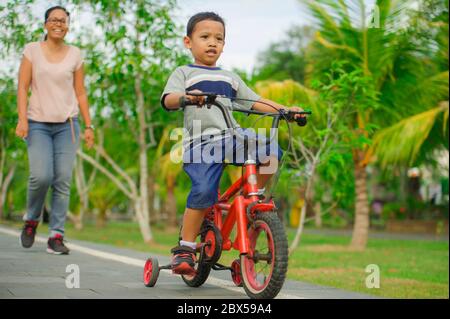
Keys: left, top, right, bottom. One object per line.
{"left": 240, "top": 212, "right": 288, "bottom": 299}
{"left": 181, "top": 220, "right": 222, "bottom": 287}
{"left": 181, "top": 262, "right": 212, "bottom": 287}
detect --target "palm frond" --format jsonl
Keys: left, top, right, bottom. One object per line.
{"left": 304, "top": 0, "right": 345, "bottom": 41}
{"left": 315, "top": 31, "right": 362, "bottom": 58}
{"left": 367, "top": 101, "right": 449, "bottom": 168}
{"left": 255, "top": 79, "right": 322, "bottom": 117}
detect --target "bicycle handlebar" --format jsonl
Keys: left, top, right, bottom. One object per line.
{"left": 179, "top": 92, "right": 312, "bottom": 129}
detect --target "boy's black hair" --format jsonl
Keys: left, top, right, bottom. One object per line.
{"left": 186, "top": 12, "right": 225, "bottom": 38}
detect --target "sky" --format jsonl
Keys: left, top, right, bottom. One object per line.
{"left": 173, "top": 0, "right": 307, "bottom": 72}
{"left": 15, "top": 0, "right": 306, "bottom": 73}
{"left": 1, "top": 0, "right": 385, "bottom": 75}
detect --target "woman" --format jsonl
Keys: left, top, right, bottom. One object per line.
{"left": 16, "top": 6, "right": 94, "bottom": 255}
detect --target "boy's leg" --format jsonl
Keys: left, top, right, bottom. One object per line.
{"left": 172, "top": 162, "right": 224, "bottom": 274}
{"left": 181, "top": 207, "right": 209, "bottom": 242}
{"left": 171, "top": 208, "right": 206, "bottom": 275}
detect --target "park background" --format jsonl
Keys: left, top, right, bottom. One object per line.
{"left": 0, "top": 0, "right": 448, "bottom": 298}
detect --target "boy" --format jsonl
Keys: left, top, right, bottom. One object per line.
{"left": 161, "top": 12, "right": 304, "bottom": 275}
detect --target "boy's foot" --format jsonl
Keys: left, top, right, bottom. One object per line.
{"left": 47, "top": 234, "right": 70, "bottom": 255}
{"left": 171, "top": 245, "right": 196, "bottom": 275}
{"left": 20, "top": 220, "right": 39, "bottom": 248}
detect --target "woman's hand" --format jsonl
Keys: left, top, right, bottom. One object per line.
{"left": 15, "top": 120, "right": 29, "bottom": 139}
{"left": 83, "top": 128, "right": 95, "bottom": 149}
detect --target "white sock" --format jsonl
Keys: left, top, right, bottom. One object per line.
{"left": 180, "top": 240, "right": 197, "bottom": 250}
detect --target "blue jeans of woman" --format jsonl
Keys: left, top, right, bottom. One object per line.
{"left": 24, "top": 118, "right": 80, "bottom": 237}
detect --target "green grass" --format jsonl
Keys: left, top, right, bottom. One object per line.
{"left": 2, "top": 220, "right": 448, "bottom": 298}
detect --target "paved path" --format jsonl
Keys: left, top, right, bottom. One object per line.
{"left": 0, "top": 226, "right": 375, "bottom": 299}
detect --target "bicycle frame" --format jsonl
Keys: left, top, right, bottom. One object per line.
{"left": 187, "top": 94, "right": 308, "bottom": 258}
{"left": 204, "top": 159, "right": 277, "bottom": 258}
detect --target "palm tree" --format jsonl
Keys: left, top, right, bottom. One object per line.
{"left": 300, "top": 0, "right": 449, "bottom": 249}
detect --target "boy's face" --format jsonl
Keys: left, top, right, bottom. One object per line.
{"left": 184, "top": 20, "right": 225, "bottom": 67}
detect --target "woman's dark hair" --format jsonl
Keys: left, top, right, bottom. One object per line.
{"left": 44, "top": 6, "right": 70, "bottom": 40}
{"left": 186, "top": 12, "right": 225, "bottom": 38}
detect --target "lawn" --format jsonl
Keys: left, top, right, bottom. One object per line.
{"left": 3, "top": 220, "right": 448, "bottom": 298}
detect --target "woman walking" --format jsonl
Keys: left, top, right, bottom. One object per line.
{"left": 16, "top": 6, "right": 94, "bottom": 254}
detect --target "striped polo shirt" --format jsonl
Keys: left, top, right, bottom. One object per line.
{"left": 161, "top": 64, "right": 260, "bottom": 140}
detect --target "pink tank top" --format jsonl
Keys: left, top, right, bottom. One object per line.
{"left": 22, "top": 42, "right": 83, "bottom": 123}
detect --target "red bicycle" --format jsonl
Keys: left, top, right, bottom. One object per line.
{"left": 143, "top": 93, "right": 310, "bottom": 299}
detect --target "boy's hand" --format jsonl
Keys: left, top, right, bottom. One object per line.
{"left": 186, "top": 90, "right": 206, "bottom": 107}
{"left": 287, "top": 106, "right": 306, "bottom": 121}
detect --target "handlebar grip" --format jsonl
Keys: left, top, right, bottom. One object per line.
{"left": 179, "top": 96, "right": 196, "bottom": 109}
{"left": 179, "top": 96, "right": 186, "bottom": 109}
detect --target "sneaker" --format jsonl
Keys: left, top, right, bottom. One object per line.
{"left": 47, "top": 234, "right": 70, "bottom": 255}
{"left": 171, "top": 245, "right": 196, "bottom": 275}
{"left": 20, "top": 220, "right": 39, "bottom": 248}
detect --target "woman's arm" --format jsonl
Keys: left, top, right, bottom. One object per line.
{"left": 16, "top": 56, "right": 32, "bottom": 138}
{"left": 74, "top": 64, "right": 94, "bottom": 148}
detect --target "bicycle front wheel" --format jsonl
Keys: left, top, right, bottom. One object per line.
{"left": 240, "top": 212, "right": 288, "bottom": 299}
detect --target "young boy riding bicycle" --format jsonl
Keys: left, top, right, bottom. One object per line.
{"left": 161, "top": 12, "right": 304, "bottom": 275}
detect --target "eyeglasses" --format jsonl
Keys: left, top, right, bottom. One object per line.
{"left": 46, "top": 18, "right": 68, "bottom": 25}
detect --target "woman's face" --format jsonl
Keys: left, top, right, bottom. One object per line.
{"left": 44, "top": 9, "right": 69, "bottom": 40}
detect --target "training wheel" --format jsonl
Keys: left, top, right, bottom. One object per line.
{"left": 143, "top": 257, "right": 160, "bottom": 287}
{"left": 231, "top": 259, "right": 243, "bottom": 287}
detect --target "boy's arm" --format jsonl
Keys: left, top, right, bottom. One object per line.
{"left": 162, "top": 92, "right": 185, "bottom": 110}
{"left": 252, "top": 98, "right": 305, "bottom": 118}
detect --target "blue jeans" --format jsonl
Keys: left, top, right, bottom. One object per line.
{"left": 24, "top": 119, "right": 80, "bottom": 237}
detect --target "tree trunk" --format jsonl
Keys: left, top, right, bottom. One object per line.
{"left": 134, "top": 198, "right": 153, "bottom": 243}
{"left": 351, "top": 151, "right": 370, "bottom": 250}
{"left": 96, "top": 207, "right": 107, "bottom": 228}
{"left": 135, "top": 73, "right": 153, "bottom": 242}
{"left": 0, "top": 164, "right": 15, "bottom": 219}
{"left": 289, "top": 164, "right": 316, "bottom": 254}
{"left": 147, "top": 174, "right": 156, "bottom": 225}
{"left": 78, "top": 149, "right": 153, "bottom": 242}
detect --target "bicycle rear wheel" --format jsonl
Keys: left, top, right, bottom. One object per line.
{"left": 240, "top": 212, "right": 288, "bottom": 299}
